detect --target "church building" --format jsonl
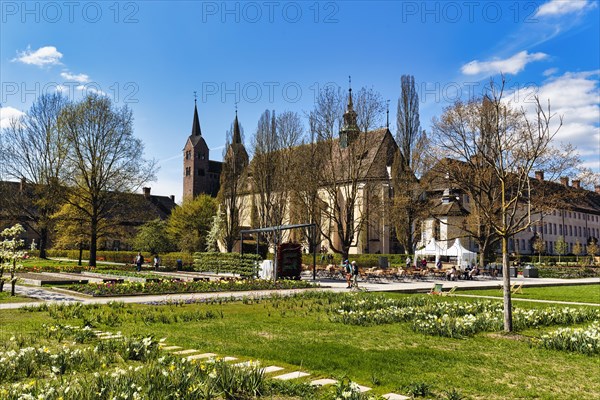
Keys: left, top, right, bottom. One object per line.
{"left": 182, "top": 99, "right": 222, "bottom": 199}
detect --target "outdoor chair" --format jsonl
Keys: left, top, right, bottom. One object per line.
{"left": 511, "top": 282, "right": 524, "bottom": 294}
{"left": 428, "top": 283, "right": 443, "bottom": 295}
{"left": 441, "top": 286, "right": 457, "bottom": 296}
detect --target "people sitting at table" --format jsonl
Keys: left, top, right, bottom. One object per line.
{"left": 462, "top": 264, "right": 472, "bottom": 280}
{"left": 446, "top": 266, "right": 457, "bottom": 281}
{"left": 469, "top": 265, "right": 480, "bottom": 279}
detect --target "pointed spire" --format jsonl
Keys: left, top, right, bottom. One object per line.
{"left": 342, "top": 75, "right": 358, "bottom": 132}
{"left": 386, "top": 99, "right": 390, "bottom": 129}
{"left": 191, "top": 93, "right": 201, "bottom": 137}
{"left": 347, "top": 75, "right": 354, "bottom": 110}
{"left": 233, "top": 106, "right": 242, "bottom": 144}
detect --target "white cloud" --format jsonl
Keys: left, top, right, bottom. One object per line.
{"left": 461, "top": 51, "right": 548, "bottom": 76}
{"left": 61, "top": 71, "right": 90, "bottom": 83}
{"left": 543, "top": 68, "right": 558, "bottom": 77}
{"left": 507, "top": 70, "right": 600, "bottom": 165}
{"left": 13, "top": 46, "right": 63, "bottom": 66}
{"left": 535, "top": 0, "right": 596, "bottom": 17}
{"left": 76, "top": 85, "right": 106, "bottom": 96}
{"left": 0, "top": 106, "right": 25, "bottom": 129}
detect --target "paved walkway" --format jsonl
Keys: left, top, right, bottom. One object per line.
{"left": 1, "top": 275, "right": 598, "bottom": 310}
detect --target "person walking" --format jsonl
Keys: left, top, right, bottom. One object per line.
{"left": 351, "top": 260, "right": 359, "bottom": 288}
{"left": 344, "top": 259, "right": 352, "bottom": 288}
{"left": 135, "top": 252, "right": 144, "bottom": 272}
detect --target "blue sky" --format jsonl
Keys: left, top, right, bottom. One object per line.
{"left": 1, "top": 0, "right": 599, "bottom": 201}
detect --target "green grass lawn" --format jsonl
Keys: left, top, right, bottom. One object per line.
{"left": 0, "top": 290, "right": 39, "bottom": 304}
{"left": 459, "top": 284, "right": 600, "bottom": 304}
{"left": 1, "top": 292, "right": 598, "bottom": 399}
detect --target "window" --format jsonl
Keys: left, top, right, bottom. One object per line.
{"left": 185, "top": 150, "right": 191, "bottom": 160}
{"left": 578, "top": 226, "right": 582, "bottom": 236}
{"left": 185, "top": 167, "right": 191, "bottom": 176}
{"left": 543, "top": 224, "right": 547, "bottom": 234}
{"left": 569, "top": 225, "right": 573, "bottom": 236}
{"left": 553, "top": 224, "right": 557, "bottom": 235}
{"left": 559, "top": 225, "right": 562, "bottom": 235}
{"left": 198, "top": 152, "right": 206, "bottom": 160}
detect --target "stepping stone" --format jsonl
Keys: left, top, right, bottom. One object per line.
{"left": 234, "top": 361, "right": 257, "bottom": 368}
{"left": 96, "top": 332, "right": 118, "bottom": 337}
{"left": 356, "top": 385, "right": 371, "bottom": 393}
{"left": 222, "top": 356, "right": 237, "bottom": 361}
{"left": 273, "top": 371, "right": 310, "bottom": 380}
{"left": 161, "top": 346, "right": 182, "bottom": 351}
{"left": 99, "top": 335, "right": 122, "bottom": 340}
{"left": 383, "top": 394, "right": 410, "bottom": 400}
{"left": 187, "top": 353, "right": 216, "bottom": 360}
{"left": 173, "top": 349, "right": 199, "bottom": 355}
{"left": 262, "top": 366, "right": 284, "bottom": 374}
{"left": 310, "top": 378, "right": 337, "bottom": 386}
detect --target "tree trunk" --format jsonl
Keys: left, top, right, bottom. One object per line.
{"left": 502, "top": 236, "right": 513, "bottom": 332}
{"left": 11, "top": 279, "right": 16, "bottom": 296}
{"left": 89, "top": 219, "right": 97, "bottom": 267}
{"left": 39, "top": 227, "right": 48, "bottom": 259}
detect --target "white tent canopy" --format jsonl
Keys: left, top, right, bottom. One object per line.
{"left": 415, "top": 238, "right": 477, "bottom": 268}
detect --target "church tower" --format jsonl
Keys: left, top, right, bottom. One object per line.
{"left": 340, "top": 76, "right": 360, "bottom": 148}
{"left": 183, "top": 98, "right": 211, "bottom": 200}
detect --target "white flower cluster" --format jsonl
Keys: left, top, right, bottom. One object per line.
{"left": 540, "top": 321, "right": 600, "bottom": 355}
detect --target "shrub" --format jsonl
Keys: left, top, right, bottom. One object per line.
{"left": 194, "top": 252, "right": 262, "bottom": 277}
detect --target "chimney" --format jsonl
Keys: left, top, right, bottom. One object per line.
{"left": 595, "top": 185, "right": 600, "bottom": 194}
{"left": 560, "top": 176, "right": 569, "bottom": 187}
{"left": 572, "top": 179, "right": 581, "bottom": 189}
{"left": 535, "top": 171, "right": 544, "bottom": 181}
{"left": 143, "top": 187, "right": 151, "bottom": 198}
{"left": 170, "top": 195, "right": 175, "bottom": 202}
{"left": 19, "top": 176, "right": 26, "bottom": 192}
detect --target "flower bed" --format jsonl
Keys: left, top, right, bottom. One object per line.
{"left": 539, "top": 322, "right": 600, "bottom": 355}
{"left": 67, "top": 278, "right": 317, "bottom": 296}
{"left": 331, "top": 295, "right": 600, "bottom": 341}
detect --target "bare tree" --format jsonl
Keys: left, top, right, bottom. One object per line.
{"left": 355, "top": 87, "right": 386, "bottom": 133}
{"left": 58, "top": 94, "right": 156, "bottom": 266}
{"left": 308, "top": 84, "right": 386, "bottom": 260}
{"left": 430, "top": 78, "right": 578, "bottom": 332}
{"left": 249, "top": 110, "right": 303, "bottom": 248}
{"left": 218, "top": 113, "right": 248, "bottom": 252}
{"left": 0, "top": 93, "right": 69, "bottom": 258}
{"left": 392, "top": 75, "right": 428, "bottom": 254}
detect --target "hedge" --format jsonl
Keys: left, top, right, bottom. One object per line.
{"left": 537, "top": 266, "right": 600, "bottom": 279}
{"left": 43, "top": 250, "right": 195, "bottom": 269}
{"left": 193, "top": 252, "right": 262, "bottom": 277}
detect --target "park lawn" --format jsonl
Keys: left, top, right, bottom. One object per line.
{"left": 0, "top": 291, "right": 38, "bottom": 304}
{"left": 460, "top": 284, "right": 600, "bottom": 304}
{"left": 2, "top": 293, "right": 599, "bottom": 399}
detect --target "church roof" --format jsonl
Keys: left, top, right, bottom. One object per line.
{"left": 233, "top": 111, "right": 242, "bottom": 145}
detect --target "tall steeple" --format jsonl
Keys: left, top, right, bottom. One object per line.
{"left": 233, "top": 108, "right": 242, "bottom": 144}
{"left": 191, "top": 94, "right": 201, "bottom": 137}
{"left": 340, "top": 76, "right": 360, "bottom": 148}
